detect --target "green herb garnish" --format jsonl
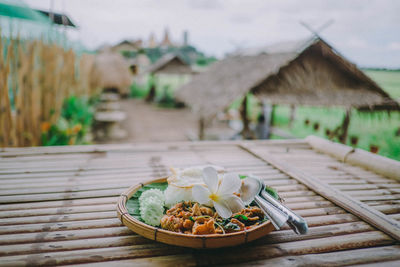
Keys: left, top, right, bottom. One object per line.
{"left": 189, "top": 216, "right": 195, "bottom": 222}
{"left": 239, "top": 175, "right": 248, "bottom": 179}
{"left": 233, "top": 214, "right": 248, "bottom": 221}
{"left": 265, "top": 185, "right": 279, "bottom": 200}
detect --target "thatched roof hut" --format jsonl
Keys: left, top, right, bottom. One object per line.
{"left": 127, "top": 54, "right": 151, "bottom": 75}
{"left": 145, "top": 54, "right": 193, "bottom": 75}
{"left": 176, "top": 37, "right": 399, "bottom": 121}
{"left": 142, "top": 53, "right": 194, "bottom": 103}
{"left": 90, "top": 51, "right": 133, "bottom": 96}
{"left": 111, "top": 39, "right": 143, "bottom": 54}
{"left": 129, "top": 54, "right": 151, "bottom": 68}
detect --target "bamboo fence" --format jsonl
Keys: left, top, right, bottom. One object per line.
{"left": 0, "top": 34, "right": 96, "bottom": 147}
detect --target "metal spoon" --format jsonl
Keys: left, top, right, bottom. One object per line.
{"left": 240, "top": 176, "right": 308, "bottom": 234}
{"left": 259, "top": 180, "right": 308, "bottom": 235}
{"left": 240, "top": 176, "right": 288, "bottom": 230}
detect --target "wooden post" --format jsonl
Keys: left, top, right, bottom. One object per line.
{"left": 255, "top": 101, "right": 270, "bottom": 140}
{"left": 339, "top": 108, "right": 351, "bottom": 144}
{"left": 199, "top": 117, "right": 205, "bottom": 140}
{"left": 145, "top": 73, "right": 156, "bottom": 102}
{"left": 240, "top": 94, "right": 251, "bottom": 139}
{"left": 270, "top": 104, "right": 276, "bottom": 127}
{"left": 268, "top": 104, "right": 276, "bottom": 139}
{"left": 289, "top": 104, "right": 296, "bottom": 128}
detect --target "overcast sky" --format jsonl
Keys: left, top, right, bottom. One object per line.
{"left": 23, "top": 0, "right": 400, "bottom": 68}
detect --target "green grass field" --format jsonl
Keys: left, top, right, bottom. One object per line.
{"left": 130, "top": 74, "right": 190, "bottom": 100}
{"left": 273, "top": 70, "right": 400, "bottom": 160}
{"left": 365, "top": 70, "right": 400, "bottom": 99}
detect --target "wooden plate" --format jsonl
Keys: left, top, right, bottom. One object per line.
{"left": 116, "top": 177, "right": 275, "bottom": 249}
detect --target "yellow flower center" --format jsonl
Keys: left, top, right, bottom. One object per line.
{"left": 209, "top": 193, "right": 219, "bottom": 202}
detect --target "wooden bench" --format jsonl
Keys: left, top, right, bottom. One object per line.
{"left": 99, "top": 92, "right": 120, "bottom": 102}
{"left": 93, "top": 111, "right": 127, "bottom": 140}
{"left": 96, "top": 102, "right": 121, "bottom": 112}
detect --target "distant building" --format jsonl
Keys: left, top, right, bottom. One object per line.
{"left": 0, "top": 1, "right": 85, "bottom": 49}
{"left": 111, "top": 39, "right": 143, "bottom": 54}
{"left": 148, "top": 32, "right": 157, "bottom": 48}
{"left": 90, "top": 50, "right": 133, "bottom": 96}
{"left": 183, "top": 30, "right": 189, "bottom": 46}
{"left": 160, "top": 28, "right": 173, "bottom": 47}
{"left": 146, "top": 28, "right": 189, "bottom": 48}
{"left": 127, "top": 53, "right": 152, "bottom": 75}
{"left": 109, "top": 28, "right": 212, "bottom": 69}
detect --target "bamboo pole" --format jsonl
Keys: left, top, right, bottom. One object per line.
{"left": 0, "top": 34, "right": 5, "bottom": 147}
{"left": 240, "top": 94, "right": 251, "bottom": 139}
{"left": 289, "top": 104, "right": 296, "bottom": 128}
{"left": 2, "top": 40, "right": 12, "bottom": 147}
{"left": 198, "top": 117, "right": 205, "bottom": 140}
{"left": 306, "top": 135, "right": 400, "bottom": 181}
{"left": 339, "top": 108, "right": 351, "bottom": 144}
{"left": 270, "top": 105, "right": 276, "bottom": 128}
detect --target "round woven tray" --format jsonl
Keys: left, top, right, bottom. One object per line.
{"left": 117, "top": 177, "right": 275, "bottom": 249}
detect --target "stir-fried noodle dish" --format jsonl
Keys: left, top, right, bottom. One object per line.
{"left": 134, "top": 165, "right": 278, "bottom": 235}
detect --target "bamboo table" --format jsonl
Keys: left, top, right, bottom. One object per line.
{"left": 1, "top": 136, "right": 399, "bottom": 266}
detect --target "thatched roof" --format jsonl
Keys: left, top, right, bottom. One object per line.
{"left": 89, "top": 51, "right": 132, "bottom": 93}
{"left": 128, "top": 54, "right": 151, "bottom": 68}
{"left": 36, "top": 10, "right": 76, "bottom": 27}
{"left": 145, "top": 54, "right": 192, "bottom": 75}
{"left": 176, "top": 37, "right": 399, "bottom": 120}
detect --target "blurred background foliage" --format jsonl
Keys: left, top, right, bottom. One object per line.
{"left": 41, "top": 96, "right": 96, "bottom": 146}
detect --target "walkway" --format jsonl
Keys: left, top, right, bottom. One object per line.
{"left": 117, "top": 99, "right": 198, "bottom": 143}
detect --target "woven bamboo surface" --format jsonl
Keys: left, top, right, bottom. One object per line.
{"left": 0, "top": 136, "right": 399, "bottom": 266}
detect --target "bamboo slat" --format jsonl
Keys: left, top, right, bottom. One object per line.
{"left": 0, "top": 231, "right": 394, "bottom": 267}
{"left": 231, "top": 246, "right": 400, "bottom": 267}
{"left": 240, "top": 144, "right": 400, "bottom": 241}
{"left": 0, "top": 227, "right": 131, "bottom": 245}
{"left": 68, "top": 245, "right": 400, "bottom": 267}
{"left": 0, "top": 218, "right": 123, "bottom": 235}
{"left": 0, "top": 175, "right": 297, "bottom": 196}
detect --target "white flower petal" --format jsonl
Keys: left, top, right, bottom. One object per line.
{"left": 218, "top": 173, "right": 242, "bottom": 195}
{"left": 214, "top": 200, "right": 232, "bottom": 218}
{"left": 240, "top": 177, "right": 261, "bottom": 205}
{"left": 222, "top": 194, "right": 245, "bottom": 213}
{"left": 203, "top": 167, "right": 218, "bottom": 193}
{"left": 192, "top": 185, "right": 212, "bottom": 206}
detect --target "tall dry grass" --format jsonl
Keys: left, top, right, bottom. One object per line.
{"left": 0, "top": 35, "right": 96, "bottom": 147}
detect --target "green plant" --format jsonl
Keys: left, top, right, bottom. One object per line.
{"left": 130, "top": 82, "right": 149, "bottom": 98}
{"left": 62, "top": 96, "right": 93, "bottom": 126}
{"left": 364, "top": 69, "right": 400, "bottom": 99}
{"left": 41, "top": 96, "right": 94, "bottom": 146}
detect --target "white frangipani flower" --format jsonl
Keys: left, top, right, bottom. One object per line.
{"left": 192, "top": 167, "right": 245, "bottom": 218}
